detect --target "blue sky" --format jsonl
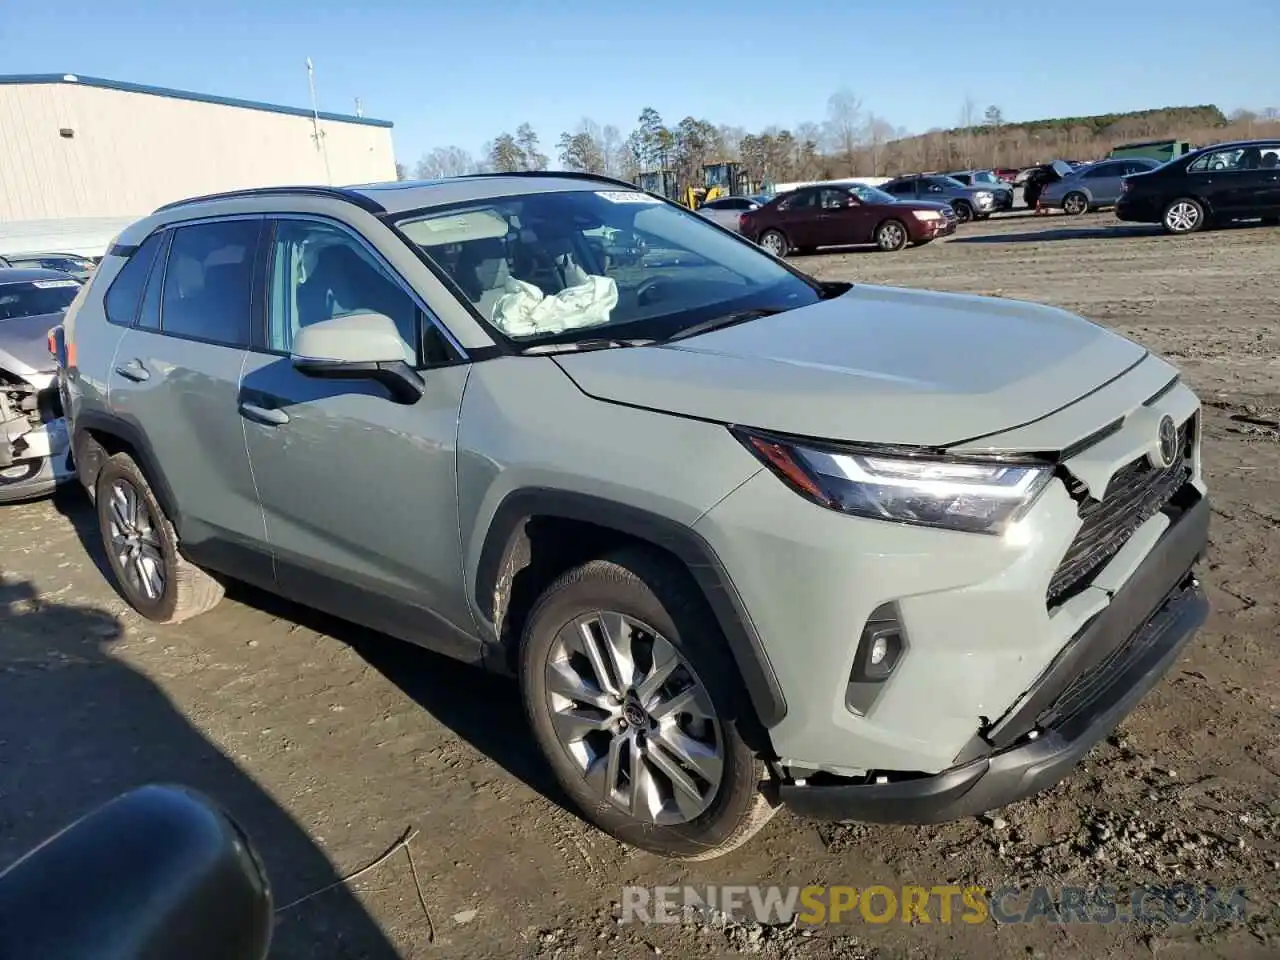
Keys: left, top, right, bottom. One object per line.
{"left": 3, "top": 0, "right": 1276, "bottom": 167}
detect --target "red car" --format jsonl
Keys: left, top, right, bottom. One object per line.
{"left": 739, "top": 182, "right": 958, "bottom": 256}
{"left": 993, "top": 167, "right": 1020, "bottom": 183}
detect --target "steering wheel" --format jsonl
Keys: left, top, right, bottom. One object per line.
{"left": 636, "top": 276, "right": 668, "bottom": 307}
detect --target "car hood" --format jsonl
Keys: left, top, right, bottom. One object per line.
{"left": 555, "top": 285, "right": 1147, "bottom": 449}
{"left": 0, "top": 311, "right": 61, "bottom": 380}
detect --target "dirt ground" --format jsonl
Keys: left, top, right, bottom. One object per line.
{"left": 2, "top": 211, "right": 1278, "bottom": 959}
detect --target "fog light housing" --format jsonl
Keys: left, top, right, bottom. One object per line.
{"left": 846, "top": 603, "right": 907, "bottom": 716}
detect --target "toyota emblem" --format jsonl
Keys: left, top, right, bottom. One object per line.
{"left": 1155, "top": 415, "right": 1178, "bottom": 468}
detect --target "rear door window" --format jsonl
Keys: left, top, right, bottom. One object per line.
{"left": 104, "top": 232, "right": 164, "bottom": 327}
{"left": 160, "top": 219, "right": 260, "bottom": 346}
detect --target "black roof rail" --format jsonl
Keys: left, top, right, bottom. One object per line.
{"left": 457, "top": 170, "right": 646, "bottom": 191}
{"left": 153, "top": 185, "right": 385, "bottom": 215}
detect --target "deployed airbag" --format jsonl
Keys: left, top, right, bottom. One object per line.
{"left": 489, "top": 258, "right": 618, "bottom": 338}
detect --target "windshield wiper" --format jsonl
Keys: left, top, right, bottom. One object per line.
{"left": 663, "top": 307, "right": 786, "bottom": 343}
{"left": 519, "top": 337, "right": 655, "bottom": 355}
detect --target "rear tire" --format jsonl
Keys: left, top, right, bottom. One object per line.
{"left": 759, "top": 230, "right": 789, "bottom": 258}
{"left": 1063, "top": 192, "right": 1089, "bottom": 216}
{"left": 519, "top": 547, "right": 776, "bottom": 860}
{"left": 95, "top": 453, "right": 224, "bottom": 624}
{"left": 1162, "top": 198, "right": 1205, "bottom": 235}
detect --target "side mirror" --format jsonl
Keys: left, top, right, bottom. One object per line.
{"left": 291, "top": 312, "right": 425, "bottom": 405}
{"left": 0, "top": 784, "right": 272, "bottom": 960}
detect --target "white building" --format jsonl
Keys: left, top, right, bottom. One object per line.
{"left": 0, "top": 73, "right": 397, "bottom": 230}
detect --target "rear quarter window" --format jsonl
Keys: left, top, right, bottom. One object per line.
{"left": 104, "top": 233, "right": 164, "bottom": 327}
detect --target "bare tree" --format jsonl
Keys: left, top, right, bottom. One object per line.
{"left": 861, "top": 114, "right": 895, "bottom": 175}
{"left": 415, "top": 145, "right": 478, "bottom": 179}
{"left": 825, "top": 88, "right": 863, "bottom": 175}
{"left": 394, "top": 161, "right": 408, "bottom": 181}
{"left": 958, "top": 97, "right": 979, "bottom": 168}
{"left": 601, "top": 124, "right": 622, "bottom": 175}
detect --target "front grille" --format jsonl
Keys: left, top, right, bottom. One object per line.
{"left": 1047, "top": 418, "right": 1194, "bottom": 605}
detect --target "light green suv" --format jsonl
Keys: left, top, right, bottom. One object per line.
{"left": 56, "top": 172, "right": 1209, "bottom": 860}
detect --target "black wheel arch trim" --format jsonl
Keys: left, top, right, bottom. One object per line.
{"left": 72, "top": 410, "right": 183, "bottom": 529}
{"left": 476, "top": 487, "right": 788, "bottom": 729}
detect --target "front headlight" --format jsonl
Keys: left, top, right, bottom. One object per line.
{"left": 734, "top": 429, "right": 1053, "bottom": 535}
{"left": 912, "top": 209, "right": 943, "bottom": 221}
{"left": 974, "top": 191, "right": 994, "bottom": 203}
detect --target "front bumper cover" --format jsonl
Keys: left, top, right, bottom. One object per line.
{"left": 780, "top": 493, "right": 1210, "bottom": 824}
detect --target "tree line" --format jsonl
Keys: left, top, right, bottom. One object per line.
{"left": 401, "top": 90, "right": 1280, "bottom": 188}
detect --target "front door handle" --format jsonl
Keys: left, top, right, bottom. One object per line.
{"left": 114, "top": 360, "right": 149, "bottom": 382}
{"left": 238, "top": 402, "right": 290, "bottom": 426}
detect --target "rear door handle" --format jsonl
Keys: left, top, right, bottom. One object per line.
{"left": 114, "top": 360, "right": 149, "bottom": 382}
{"left": 238, "top": 402, "right": 290, "bottom": 426}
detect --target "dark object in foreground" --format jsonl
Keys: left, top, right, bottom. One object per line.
{"left": 0, "top": 784, "right": 273, "bottom": 959}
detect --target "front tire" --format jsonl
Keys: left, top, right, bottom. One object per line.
{"left": 952, "top": 201, "right": 973, "bottom": 223}
{"left": 519, "top": 547, "right": 776, "bottom": 860}
{"left": 95, "top": 453, "right": 224, "bottom": 624}
{"left": 1163, "top": 198, "right": 1205, "bottom": 235}
{"left": 759, "top": 230, "right": 789, "bottom": 258}
{"left": 875, "top": 219, "right": 909, "bottom": 252}
{"left": 1063, "top": 192, "right": 1089, "bottom": 216}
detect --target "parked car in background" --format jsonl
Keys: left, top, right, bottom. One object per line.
{"left": 0, "top": 252, "right": 97, "bottom": 282}
{"left": 0, "top": 268, "right": 78, "bottom": 503}
{"left": 697, "top": 195, "right": 767, "bottom": 232}
{"left": 56, "top": 172, "right": 1210, "bottom": 863}
{"left": 1020, "top": 160, "right": 1076, "bottom": 208}
{"left": 1037, "top": 158, "right": 1162, "bottom": 215}
{"left": 941, "top": 170, "right": 1016, "bottom": 211}
{"left": 741, "top": 182, "right": 957, "bottom": 255}
{"left": 1116, "top": 139, "right": 1280, "bottom": 235}
{"left": 879, "top": 174, "right": 998, "bottom": 222}
{"left": 993, "top": 167, "right": 1019, "bottom": 183}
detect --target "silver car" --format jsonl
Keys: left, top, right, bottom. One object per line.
{"left": 1038, "top": 158, "right": 1162, "bottom": 215}
{"left": 0, "top": 268, "right": 77, "bottom": 503}
{"left": 58, "top": 173, "right": 1209, "bottom": 861}
{"left": 695, "top": 195, "right": 767, "bottom": 231}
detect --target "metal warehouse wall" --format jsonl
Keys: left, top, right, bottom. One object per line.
{"left": 0, "top": 81, "right": 396, "bottom": 221}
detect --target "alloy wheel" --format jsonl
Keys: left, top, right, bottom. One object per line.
{"left": 1063, "top": 193, "right": 1088, "bottom": 215}
{"left": 107, "top": 479, "right": 166, "bottom": 601}
{"left": 877, "top": 222, "right": 906, "bottom": 251}
{"left": 543, "top": 611, "right": 724, "bottom": 825}
{"left": 1165, "top": 201, "right": 1200, "bottom": 233}
{"left": 760, "top": 232, "right": 786, "bottom": 256}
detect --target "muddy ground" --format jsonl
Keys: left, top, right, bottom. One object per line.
{"left": 2, "top": 211, "right": 1277, "bottom": 959}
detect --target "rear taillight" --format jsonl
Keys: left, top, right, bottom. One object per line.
{"left": 738, "top": 213, "right": 748, "bottom": 230}
{"left": 1121, "top": 179, "right": 1130, "bottom": 193}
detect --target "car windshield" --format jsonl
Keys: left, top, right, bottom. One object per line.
{"left": 395, "top": 189, "right": 825, "bottom": 346}
{"left": 849, "top": 184, "right": 897, "bottom": 205}
{"left": 0, "top": 278, "right": 80, "bottom": 320}
{"left": 939, "top": 176, "right": 968, "bottom": 189}
{"left": 972, "top": 172, "right": 1000, "bottom": 184}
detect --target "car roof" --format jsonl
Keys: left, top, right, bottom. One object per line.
{"left": 151, "top": 172, "right": 646, "bottom": 220}
{"left": 3, "top": 251, "right": 87, "bottom": 259}
{"left": 0, "top": 266, "right": 78, "bottom": 283}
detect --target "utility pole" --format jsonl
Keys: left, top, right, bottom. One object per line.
{"left": 305, "top": 57, "right": 333, "bottom": 185}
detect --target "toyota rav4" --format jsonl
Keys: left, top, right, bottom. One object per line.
{"left": 55, "top": 172, "right": 1209, "bottom": 860}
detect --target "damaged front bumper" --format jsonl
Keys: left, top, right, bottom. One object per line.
{"left": 779, "top": 493, "right": 1210, "bottom": 823}
{"left": 1, "top": 377, "right": 73, "bottom": 503}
